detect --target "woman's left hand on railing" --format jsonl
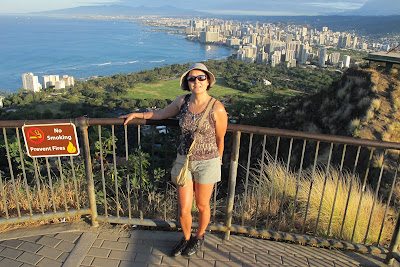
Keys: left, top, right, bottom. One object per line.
{"left": 119, "top": 112, "right": 144, "bottom": 125}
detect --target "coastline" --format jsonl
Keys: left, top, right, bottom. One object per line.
{"left": 0, "top": 15, "right": 234, "bottom": 93}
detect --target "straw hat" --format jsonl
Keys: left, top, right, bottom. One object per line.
{"left": 180, "top": 63, "right": 216, "bottom": 91}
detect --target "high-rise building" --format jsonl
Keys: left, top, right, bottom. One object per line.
{"left": 345, "top": 34, "right": 352, "bottom": 48}
{"left": 227, "top": 38, "right": 241, "bottom": 47}
{"left": 22, "top": 73, "right": 41, "bottom": 92}
{"left": 301, "top": 27, "right": 307, "bottom": 37}
{"left": 330, "top": 52, "right": 341, "bottom": 65}
{"left": 193, "top": 20, "right": 204, "bottom": 30}
{"left": 237, "top": 45, "right": 257, "bottom": 63}
{"left": 54, "top": 80, "right": 66, "bottom": 90}
{"left": 250, "top": 33, "right": 258, "bottom": 45}
{"left": 270, "top": 51, "right": 282, "bottom": 67}
{"left": 352, "top": 36, "right": 358, "bottom": 49}
{"left": 200, "top": 30, "right": 219, "bottom": 43}
{"left": 256, "top": 52, "right": 268, "bottom": 63}
{"left": 285, "top": 50, "right": 295, "bottom": 62}
{"left": 60, "top": 75, "right": 74, "bottom": 88}
{"left": 266, "top": 41, "right": 285, "bottom": 54}
{"left": 278, "top": 30, "right": 284, "bottom": 41}
{"left": 290, "top": 59, "right": 297, "bottom": 67}
{"left": 338, "top": 34, "right": 352, "bottom": 48}
{"left": 43, "top": 75, "right": 59, "bottom": 88}
{"left": 284, "top": 34, "right": 293, "bottom": 43}
{"left": 299, "top": 43, "right": 310, "bottom": 64}
{"left": 361, "top": 43, "right": 368, "bottom": 50}
{"left": 185, "top": 26, "right": 194, "bottom": 34}
{"left": 319, "top": 33, "right": 325, "bottom": 45}
{"left": 319, "top": 47, "right": 327, "bottom": 67}
{"left": 286, "top": 42, "right": 297, "bottom": 52}
{"left": 343, "top": 55, "right": 351, "bottom": 68}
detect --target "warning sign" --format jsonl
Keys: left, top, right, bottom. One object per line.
{"left": 22, "top": 123, "right": 80, "bottom": 158}
{"left": 26, "top": 128, "right": 45, "bottom": 144}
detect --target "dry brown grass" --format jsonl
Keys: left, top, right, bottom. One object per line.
{"left": 298, "top": 167, "right": 394, "bottom": 245}
{"left": 0, "top": 176, "right": 87, "bottom": 216}
{"left": 0, "top": 175, "right": 86, "bottom": 233}
{"left": 236, "top": 152, "right": 396, "bottom": 246}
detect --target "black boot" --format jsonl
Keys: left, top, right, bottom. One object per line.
{"left": 182, "top": 235, "right": 204, "bottom": 256}
{"left": 171, "top": 236, "right": 190, "bottom": 257}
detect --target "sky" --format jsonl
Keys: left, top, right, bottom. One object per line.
{"left": 1, "top": 0, "right": 371, "bottom": 15}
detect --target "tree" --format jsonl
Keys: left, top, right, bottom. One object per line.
{"left": 23, "top": 93, "right": 34, "bottom": 105}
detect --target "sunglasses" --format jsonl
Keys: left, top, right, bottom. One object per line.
{"left": 187, "top": 75, "right": 207, "bottom": 82}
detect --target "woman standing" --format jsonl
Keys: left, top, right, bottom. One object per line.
{"left": 121, "top": 63, "right": 228, "bottom": 257}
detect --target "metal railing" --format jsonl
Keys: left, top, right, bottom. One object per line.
{"left": 1, "top": 117, "right": 399, "bottom": 264}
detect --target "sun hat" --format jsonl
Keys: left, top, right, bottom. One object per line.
{"left": 180, "top": 62, "right": 216, "bottom": 91}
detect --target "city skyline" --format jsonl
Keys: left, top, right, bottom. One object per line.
{"left": 1, "top": 0, "right": 379, "bottom": 16}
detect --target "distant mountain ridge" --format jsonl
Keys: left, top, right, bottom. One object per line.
{"left": 31, "top": 4, "right": 400, "bottom": 35}
{"left": 337, "top": 0, "right": 400, "bottom": 16}
{"left": 33, "top": 2, "right": 400, "bottom": 18}
{"left": 33, "top": 4, "right": 207, "bottom": 16}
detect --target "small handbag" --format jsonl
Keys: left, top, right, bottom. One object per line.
{"left": 172, "top": 97, "right": 216, "bottom": 187}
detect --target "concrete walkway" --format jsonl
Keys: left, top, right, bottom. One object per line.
{"left": 0, "top": 222, "right": 395, "bottom": 266}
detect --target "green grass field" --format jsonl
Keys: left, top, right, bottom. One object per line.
{"left": 119, "top": 77, "right": 280, "bottom": 101}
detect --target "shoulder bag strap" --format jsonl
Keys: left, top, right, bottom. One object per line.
{"left": 195, "top": 97, "right": 216, "bottom": 134}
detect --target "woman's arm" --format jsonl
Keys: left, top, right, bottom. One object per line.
{"left": 120, "top": 95, "right": 186, "bottom": 125}
{"left": 214, "top": 101, "right": 228, "bottom": 164}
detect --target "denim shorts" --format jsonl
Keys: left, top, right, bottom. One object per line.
{"left": 171, "top": 153, "right": 221, "bottom": 185}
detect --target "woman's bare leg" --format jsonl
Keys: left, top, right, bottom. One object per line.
{"left": 177, "top": 180, "right": 194, "bottom": 240}
{"left": 194, "top": 182, "right": 215, "bottom": 237}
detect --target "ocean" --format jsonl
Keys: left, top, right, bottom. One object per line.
{"left": 0, "top": 15, "right": 233, "bottom": 93}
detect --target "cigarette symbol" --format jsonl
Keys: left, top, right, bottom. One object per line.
{"left": 27, "top": 128, "right": 44, "bottom": 144}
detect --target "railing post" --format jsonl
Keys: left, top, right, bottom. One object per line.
{"left": 385, "top": 212, "right": 400, "bottom": 265}
{"left": 224, "top": 131, "right": 241, "bottom": 241}
{"left": 76, "top": 117, "right": 99, "bottom": 227}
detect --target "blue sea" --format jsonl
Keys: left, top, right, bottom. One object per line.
{"left": 0, "top": 15, "right": 234, "bottom": 93}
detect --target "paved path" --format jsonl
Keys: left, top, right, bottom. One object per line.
{"left": 0, "top": 223, "right": 395, "bottom": 266}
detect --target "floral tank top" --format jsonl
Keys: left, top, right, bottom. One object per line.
{"left": 177, "top": 94, "right": 220, "bottom": 161}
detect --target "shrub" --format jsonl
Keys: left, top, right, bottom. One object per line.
{"left": 371, "top": 99, "right": 381, "bottom": 111}
{"left": 349, "top": 118, "right": 361, "bottom": 133}
{"left": 357, "top": 97, "right": 371, "bottom": 108}
{"left": 365, "top": 107, "right": 375, "bottom": 122}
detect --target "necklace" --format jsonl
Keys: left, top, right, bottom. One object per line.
{"left": 189, "top": 98, "right": 209, "bottom": 122}
{"left": 189, "top": 101, "right": 198, "bottom": 122}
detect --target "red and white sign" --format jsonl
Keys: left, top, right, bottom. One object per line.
{"left": 22, "top": 123, "right": 80, "bottom": 158}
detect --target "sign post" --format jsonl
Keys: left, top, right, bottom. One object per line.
{"left": 22, "top": 123, "right": 80, "bottom": 157}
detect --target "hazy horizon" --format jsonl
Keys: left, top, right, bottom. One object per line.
{"left": 0, "top": 0, "right": 382, "bottom": 16}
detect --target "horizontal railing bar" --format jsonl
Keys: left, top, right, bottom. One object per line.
{"left": 227, "top": 124, "right": 400, "bottom": 150}
{"left": 0, "top": 209, "right": 91, "bottom": 226}
{"left": 0, "top": 119, "right": 73, "bottom": 127}
{"left": 2, "top": 117, "right": 400, "bottom": 150}
{"left": 88, "top": 118, "right": 179, "bottom": 127}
